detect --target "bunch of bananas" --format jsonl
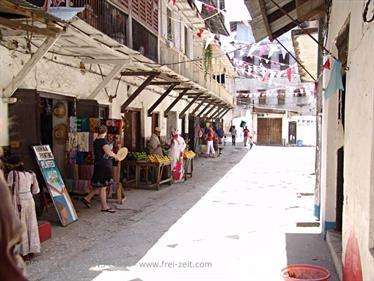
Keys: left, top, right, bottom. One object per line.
{"left": 184, "top": 150, "right": 196, "bottom": 159}
{"left": 147, "top": 154, "right": 172, "bottom": 164}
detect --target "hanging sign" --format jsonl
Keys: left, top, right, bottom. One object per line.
{"left": 33, "top": 145, "right": 78, "bottom": 226}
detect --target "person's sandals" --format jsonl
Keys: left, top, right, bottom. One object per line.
{"left": 81, "top": 198, "right": 91, "bottom": 208}
{"left": 101, "top": 208, "right": 116, "bottom": 213}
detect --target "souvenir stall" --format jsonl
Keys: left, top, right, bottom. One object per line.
{"left": 64, "top": 117, "right": 125, "bottom": 201}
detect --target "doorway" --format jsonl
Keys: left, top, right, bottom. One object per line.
{"left": 151, "top": 112, "right": 159, "bottom": 133}
{"left": 167, "top": 111, "right": 177, "bottom": 137}
{"left": 288, "top": 121, "right": 297, "bottom": 145}
{"left": 122, "top": 109, "right": 142, "bottom": 151}
{"left": 335, "top": 20, "right": 349, "bottom": 231}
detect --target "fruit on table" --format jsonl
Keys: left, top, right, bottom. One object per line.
{"left": 127, "top": 151, "right": 148, "bottom": 161}
{"left": 147, "top": 154, "right": 172, "bottom": 164}
{"left": 184, "top": 150, "right": 196, "bottom": 159}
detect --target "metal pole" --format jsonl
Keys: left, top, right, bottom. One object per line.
{"left": 269, "top": 0, "right": 337, "bottom": 60}
{"left": 275, "top": 38, "right": 317, "bottom": 82}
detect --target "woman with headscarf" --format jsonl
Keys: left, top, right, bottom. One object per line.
{"left": 0, "top": 150, "right": 28, "bottom": 281}
{"left": 168, "top": 130, "right": 186, "bottom": 183}
{"left": 6, "top": 155, "right": 41, "bottom": 257}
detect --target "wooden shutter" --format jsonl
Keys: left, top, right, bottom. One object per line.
{"left": 131, "top": 0, "right": 158, "bottom": 34}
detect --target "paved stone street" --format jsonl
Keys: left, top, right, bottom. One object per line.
{"left": 27, "top": 145, "right": 338, "bottom": 281}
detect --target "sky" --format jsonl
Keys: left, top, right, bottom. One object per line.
{"left": 224, "top": 0, "right": 252, "bottom": 23}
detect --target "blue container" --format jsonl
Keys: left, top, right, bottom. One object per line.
{"left": 296, "top": 140, "right": 304, "bottom": 147}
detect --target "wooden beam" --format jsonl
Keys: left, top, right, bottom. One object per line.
{"left": 218, "top": 108, "right": 231, "bottom": 119}
{"left": 147, "top": 83, "right": 178, "bottom": 116}
{"left": 3, "top": 35, "right": 60, "bottom": 97}
{"left": 179, "top": 95, "right": 201, "bottom": 118}
{"left": 120, "top": 71, "right": 160, "bottom": 76}
{"left": 0, "top": 1, "right": 53, "bottom": 23}
{"left": 258, "top": 0, "right": 274, "bottom": 41}
{"left": 0, "top": 17, "right": 60, "bottom": 37}
{"left": 173, "top": 86, "right": 195, "bottom": 90}
{"left": 82, "top": 58, "right": 130, "bottom": 64}
{"left": 209, "top": 106, "right": 224, "bottom": 119}
{"left": 88, "top": 63, "right": 126, "bottom": 99}
{"left": 197, "top": 102, "right": 214, "bottom": 117}
{"left": 204, "top": 104, "right": 218, "bottom": 117}
{"left": 121, "top": 74, "right": 158, "bottom": 110}
{"left": 164, "top": 89, "right": 189, "bottom": 117}
{"left": 149, "top": 81, "right": 181, "bottom": 85}
{"left": 268, "top": 1, "right": 296, "bottom": 23}
{"left": 190, "top": 97, "right": 209, "bottom": 116}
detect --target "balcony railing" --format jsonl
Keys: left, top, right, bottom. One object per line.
{"left": 160, "top": 42, "right": 234, "bottom": 106}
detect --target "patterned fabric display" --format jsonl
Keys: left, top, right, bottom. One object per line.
{"left": 76, "top": 152, "right": 87, "bottom": 165}
{"left": 69, "top": 116, "right": 77, "bottom": 132}
{"left": 78, "top": 165, "right": 94, "bottom": 180}
{"left": 74, "top": 180, "right": 91, "bottom": 194}
{"left": 77, "top": 132, "right": 90, "bottom": 152}
{"left": 89, "top": 118, "right": 100, "bottom": 133}
{"left": 81, "top": 118, "right": 89, "bottom": 132}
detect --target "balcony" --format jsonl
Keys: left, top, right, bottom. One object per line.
{"left": 160, "top": 42, "right": 234, "bottom": 106}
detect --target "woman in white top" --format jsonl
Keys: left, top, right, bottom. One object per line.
{"left": 6, "top": 155, "right": 40, "bottom": 257}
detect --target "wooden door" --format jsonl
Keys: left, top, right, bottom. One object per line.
{"left": 9, "top": 89, "right": 41, "bottom": 170}
{"left": 123, "top": 110, "right": 142, "bottom": 151}
{"left": 257, "top": 118, "right": 282, "bottom": 145}
{"left": 151, "top": 112, "right": 159, "bottom": 133}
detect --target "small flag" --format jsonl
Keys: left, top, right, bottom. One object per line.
{"left": 206, "top": 4, "right": 215, "bottom": 11}
{"left": 323, "top": 58, "right": 331, "bottom": 70}
{"left": 169, "top": 0, "right": 176, "bottom": 5}
{"left": 287, "top": 68, "right": 292, "bottom": 82}
{"left": 197, "top": 28, "right": 204, "bottom": 38}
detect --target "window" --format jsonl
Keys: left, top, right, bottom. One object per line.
{"left": 279, "top": 53, "right": 290, "bottom": 71}
{"left": 184, "top": 26, "right": 189, "bottom": 56}
{"left": 167, "top": 8, "right": 173, "bottom": 41}
{"left": 259, "top": 91, "right": 267, "bottom": 105}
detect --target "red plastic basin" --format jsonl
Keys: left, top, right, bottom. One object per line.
{"left": 281, "top": 264, "right": 330, "bottom": 281}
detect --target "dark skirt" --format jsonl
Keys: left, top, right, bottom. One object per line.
{"left": 91, "top": 164, "right": 113, "bottom": 188}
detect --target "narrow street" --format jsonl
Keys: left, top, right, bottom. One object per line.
{"left": 27, "top": 145, "right": 338, "bottom": 281}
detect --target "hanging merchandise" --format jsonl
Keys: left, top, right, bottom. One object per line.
{"left": 324, "top": 60, "right": 344, "bottom": 99}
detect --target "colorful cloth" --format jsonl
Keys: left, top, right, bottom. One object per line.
{"left": 325, "top": 60, "right": 344, "bottom": 99}
{"left": 168, "top": 135, "right": 186, "bottom": 183}
{"left": 78, "top": 165, "right": 94, "bottom": 180}
{"left": 69, "top": 116, "right": 77, "bottom": 132}
{"left": 89, "top": 118, "right": 100, "bottom": 133}
{"left": 77, "top": 132, "right": 90, "bottom": 152}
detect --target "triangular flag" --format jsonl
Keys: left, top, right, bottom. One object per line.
{"left": 269, "top": 71, "right": 276, "bottom": 84}
{"left": 325, "top": 60, "right": 344, "bottom": 99}
{"left": 197, "top": 28, "right": 204, "bottom": 38}
{"left": 323, "top": 58, "right": 331, "bottom": 70}
{"left": 259, "top": 45, "right": 266, "bottom": 57}
{"left": 247, "top": 44, "right": 257, "bottom": 57}
{"left": 205, "top": 4, "right": 215, "bottom": 11}
{"left": 268, "top": 44, "right": 279, "bottom": 58}
{"left": 169, "top": 0, "right": 176, "bottom": 5}
{"left": 287, "top": 68, "right": 292, "bottom": 82}
{"left": 281, "top": 48, "right": 288, "bottom": 60}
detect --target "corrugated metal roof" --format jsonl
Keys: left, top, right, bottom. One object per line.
{"left": 245, "top": 0, "right": 325, "bottom": 42}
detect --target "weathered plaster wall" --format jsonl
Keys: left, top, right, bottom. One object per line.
{"left": 323, "top": 0, "right": 374, "bottom": 278}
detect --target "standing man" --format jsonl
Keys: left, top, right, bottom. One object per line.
{"left": 149, "top": 127, "right": 163, "bottom": 155}
{"left": 243, "top": 126, "right": 250, "bottom": 147}
{"left": 231, "top": 125, "right": 237, "bottom": 146}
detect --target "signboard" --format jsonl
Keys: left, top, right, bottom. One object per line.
{"left": 33, "top": 145, "right": 78, "bottom": 226}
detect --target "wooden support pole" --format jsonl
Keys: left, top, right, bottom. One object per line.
{"left": 147, "top": 83, "right": 178, "bottom": 116}
{"left": 218, "top": 108, "right": 231, "bottom": 119}
{"left": 121, "top": 74, "right": 158, "bottom": 110}
{"left": 164, "top": 89, "right": 189, "bottom": 117}
{"left": 204, "top": 104, "right": 218, "bottom": 117}
{"left": 3, "top": 35, "right": 60, "bottom": 97}
{"left": 120, "top": 71, "right": 160, "bottom": 76}
{"left": 258, "top": 0, "right": 273, "bottom": 40}
{"left": 0, "top": 17, "right": 60, "bottom": 36}
{"left": 179, "top": 95, "right": 201, "bottom": 118}
{"left": 212, "top": 107, "right": 226, "bottom": 119}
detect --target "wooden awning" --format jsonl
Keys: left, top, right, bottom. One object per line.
{"left": 245, "top": 0, "right": 325, "bottom": 41}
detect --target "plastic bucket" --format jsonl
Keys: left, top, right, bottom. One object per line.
{"left": 281, "top": 264, "right": 330, "bottom": 281}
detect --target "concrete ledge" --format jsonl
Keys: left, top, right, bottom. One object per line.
{"left": 326, "top": 230, "right": 343, "bottom": 281}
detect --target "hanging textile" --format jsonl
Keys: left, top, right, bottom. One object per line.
{"left": 324, "top": 60, "right": 344, "bottom": 99}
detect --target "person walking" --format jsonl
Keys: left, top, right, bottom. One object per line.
{"left": 6, "top": 155, "right": 41, "bottom": 257}
{"left": 231, "top": 125, "right": 237, "bottom": 146}
{"left": 168, "top": 130, "right": 186, "bottom": 183}
{"left": 206, "top": 124, "right": 216, "bottom": 157}
{"left": 82, "top": 125, "right": 119, "bottom": 213}
{"left": 148, "top": 127, "right": 163, "bottom": 155}
{"left": 243, "top": 126, "right": 250, "bottom": 147}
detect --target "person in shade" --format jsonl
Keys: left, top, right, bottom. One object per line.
{"left": 82, "top": 125, "right": 119, "bottom": 213}
{"left": 0, "top": 149, "right": 28, "bottom": 281}
{"left": 148, "top": 127, "right": 163, "bottom": 156}
{"left": 6, "top": 155, "right": 40, "bottom": 258}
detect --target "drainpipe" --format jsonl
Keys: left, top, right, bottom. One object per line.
{"left": 314, "top": 18, "right": 325, "bottom": 221}
{"left": 127, "top": 0, "right": 133, "bottom": 49}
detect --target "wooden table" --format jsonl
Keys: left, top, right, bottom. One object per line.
{"left": 124, "top": 160, "right": 172, "bottom": 190}
{"left": 184, "top": 158, "right": 194, "bottom": 180}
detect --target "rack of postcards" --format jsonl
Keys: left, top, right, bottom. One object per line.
{"left": 64, "top": 117, "right": 123, "bottom": 195}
